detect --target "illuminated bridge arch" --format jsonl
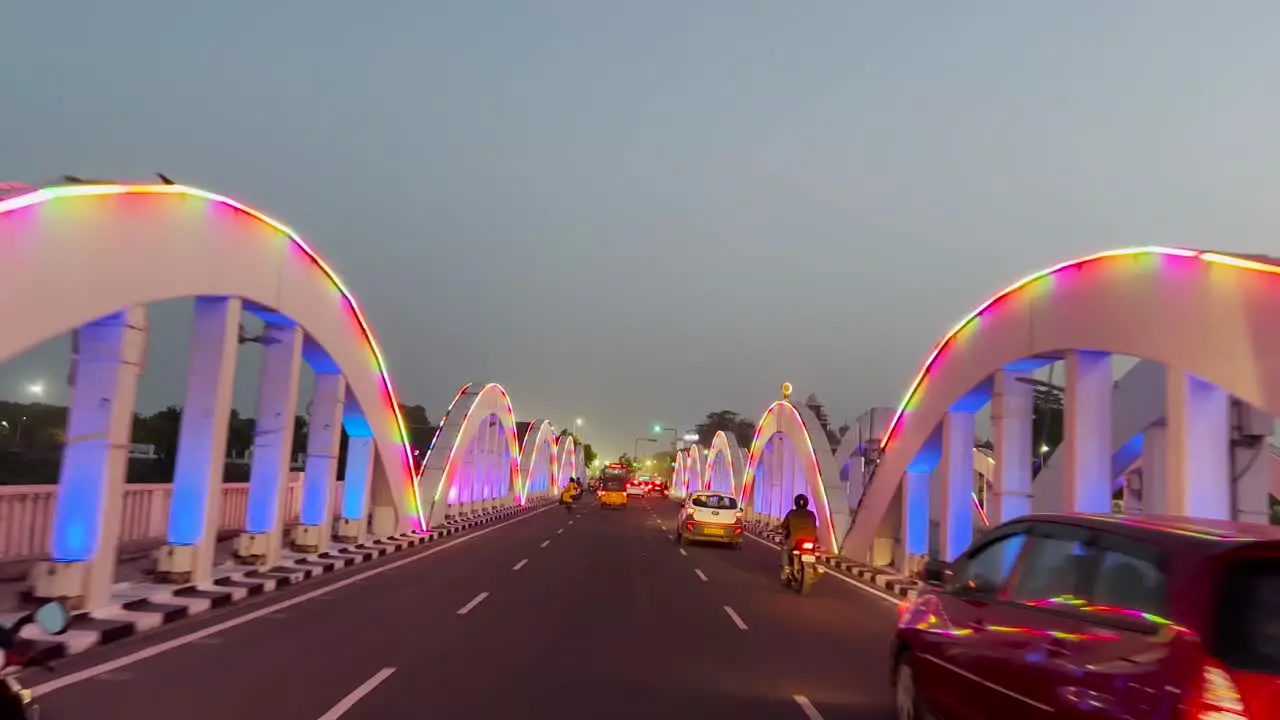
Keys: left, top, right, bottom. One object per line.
{"left": 518, "top": 419, "right": 556, "bottom": 500}
{"left": 740, "top": 400, "right": 847, "bottom": 551}
{"left": 0, "top": 184, "right": 417, "bottom": 552}
{"left": 704, "top": 432, "right": 745, "bottom": 495}
{"left": 417, "top": 383, "right": 520, "bottom": 526}
{"left": 684, "top": 444, "right": 705, "bottom": 493}
{"left": 554, "top": 434, "right": 577, "bottom": 492}
{"left": 672, "top": 449, "right": 689, "bottom": 498}
{"left": 846, "top": 248, "right": 1280, "bottom": 560}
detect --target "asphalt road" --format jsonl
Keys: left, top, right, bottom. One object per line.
{"left": 25, "top": 496, "right": 900, "bottom": 719}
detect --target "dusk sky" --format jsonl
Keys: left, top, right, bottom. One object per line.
{"left": 5, "top": 2, "right": 1280, "bottom": 459}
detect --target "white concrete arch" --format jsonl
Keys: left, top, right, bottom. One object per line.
{"left": 518, "top": 419, "right": 556, "bottom": 500}
{"left": 417, "top": 383, "right": 520, "bottom": 525}
{"left": 554, "top": 434, "right": 577, "bottom": 492}
{"left": 0, "top": 183, "right": 416, "bottom": 529}
{"left": 685, "top": 444, "right": 706, "bottom": 493}
{"left": 847, "top": 247, "right": 1280, "bottom": 560}
{"left": 740, "top": 401, "right": 848, "bottom": 550}
{"left": 704, "top": 432, "right": 744, "bottom": 495}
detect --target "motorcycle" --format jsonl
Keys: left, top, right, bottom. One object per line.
{"left": 1, "top": 600, "right": 71, "bottom": 719}
{"left": 782, "top": 539, "right": 823, "bottom": 596}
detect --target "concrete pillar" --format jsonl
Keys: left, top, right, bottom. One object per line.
{"left": 1233, "top": 405, "right": 1271, "bottom": 525}
{"left": 157, "top": 298, "right": 241, "bottom": 584}
{"left": 335, "top": 436, "right": 375, "bottom": 543}
{"left": 1141, "top": 424, "right": 1168, "bottom": 513}
{"left": 34, "top": 307, "right": 147, "bottom": 610}
{"left": 938, "top": 412, "right": 975, "bottom": 562}
{"left": 897, "top": 470, "right": 930, "bottom": 570}
{"left": 1122, "top": 471, "right": 1143, "bottom": 514}
{"left": 293, "top": 374, "right": 345, "bottom": 553}
{"left": 991, "top": 370, "right": 1034, "bottom": 524}
{"left": 1062, "top": 351, "right": 1113, "bottom": 513}
{"left": 235, "top": 324, "right": 303, "bottom": 566}
{"left": 1166, "top": 371, "right": 1231, "bottom": 519}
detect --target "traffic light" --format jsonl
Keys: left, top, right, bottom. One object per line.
{"left": 652, "top": 424, "right": 662, "bottom": 434}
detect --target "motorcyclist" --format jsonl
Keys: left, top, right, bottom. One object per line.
{"left": 560, "top": 478, "right": 580, "bottom": 504}
{"left": 775, "top": 493, "right": 818, "bottom": 579}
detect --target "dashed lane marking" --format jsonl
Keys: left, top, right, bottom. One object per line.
{"left": 723, "top": 605, "right": 748, "bottom": 630}
{"left": 456, "top": 592, "right": 490, "bottom": 615}
{"left": 512, "top": 558, "right": 528, "bottom": 571}
{"left": 694, "top": 569, "right": 708, "bottom": 582}
{"left": 793, "top": 695, "right": 825, "bottom": 719}
{"left": 317, "top": 667, "right": 396, "bottom": 720}
{"left": 540, "top": 540, "right": 551, "bottom": 548}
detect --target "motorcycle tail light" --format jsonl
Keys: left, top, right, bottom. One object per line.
{"left": 799, "top": 541, "right": 816, "bottom": 551}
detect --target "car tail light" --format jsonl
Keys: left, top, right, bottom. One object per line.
{"left": 1182, "top": 658, "right": 1248, "bottom": 719}
{"left": 733, "top": 527, "right": 742, "bottom": 535}
{"left": 686, "top": 522, "right": 695, "bottom": 531}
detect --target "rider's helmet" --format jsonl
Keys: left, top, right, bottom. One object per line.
{"left": 793, "top": 493, "right": 809, "bottom": 510}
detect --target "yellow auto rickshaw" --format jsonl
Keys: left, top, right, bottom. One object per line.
{"left": 599, "top": 476, "right": 628, "bottom": 509}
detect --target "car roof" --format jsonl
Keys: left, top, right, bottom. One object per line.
{"left": 1016, "top": 512, "right": 1280, "bottom": 546}
{"left": 689, "top": 490, "right": 734, "bottom": 498}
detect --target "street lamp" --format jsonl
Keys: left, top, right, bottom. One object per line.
{"left": 634, "top": 436, "right": 656, "bottom": 464}
{"left": 25, "top": 382, "right": 44, "bottom": 399}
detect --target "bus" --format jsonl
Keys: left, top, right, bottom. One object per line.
{"left": 599, "top": 463, "right": 631, "bottom": 509}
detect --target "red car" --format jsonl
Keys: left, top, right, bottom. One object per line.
{"left": 892, "top": 513, "right": 1280, "bottom": 719}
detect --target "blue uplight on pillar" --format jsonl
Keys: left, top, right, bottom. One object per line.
{"left": 340, "top": 436, "right": 375, "bottom": 520}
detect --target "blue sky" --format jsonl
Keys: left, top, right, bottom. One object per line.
{"left": 5, "top": 1, "right": 1280, "bottom": 457}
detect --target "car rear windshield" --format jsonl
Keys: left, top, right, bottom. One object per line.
{"left": 1214, "top": 557, "right": 1280, "bottom": 673}
{"left": 602, "top": 479, "right": 625, "bottom": 491}
{"left": 692, "top": 494, "right": 738, "bottom": 510}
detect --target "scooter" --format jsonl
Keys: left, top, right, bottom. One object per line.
{"left": 781, "top": 540, "right": 823, "bottom": 596}
{"left": 0, "top": 600, "right": 71, "bottom": 719}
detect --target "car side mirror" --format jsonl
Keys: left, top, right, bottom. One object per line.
{"left": 920, "top": 559, "right": 950, "bottom": 586}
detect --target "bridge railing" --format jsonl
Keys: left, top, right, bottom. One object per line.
{"left": 0, "top": 476, "right": 328, "bottom": 562}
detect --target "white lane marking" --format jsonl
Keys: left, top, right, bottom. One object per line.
{"left": 456, "top": 592, "right": 490, "bottom": 615}
{"left": 568, "top": 520, "right": 574, "bottom": 525}
{"left": 659, "top": 523, "right": 666, "bottom": 530}
{"left": 512, "top": 558, "right": 528, "bottom": 571}
{"left": 557, "top": 528, "right": 564, "bottom": 534}
{"left": 723, "top": 605, "right": 748, "bottom": 630}
{"left": 694, "top": 569, "right": 708, "bottom": 582}
{"left": 744, "top": 533, "right": 900, "bottom": 605}
{"left": 29, "top": 505, "right": 555, "bottom": 697}
{"left": 793, "top": 695, "right": 825, "bottom": 720}
{"left": 678, "top": 548, "right": 687, "bottom": 556}
{"left": 540, "top": 540, "right": 551, "bottom": 548}
{"left": 317, "top": 667, "right": 396, "bottom": 720}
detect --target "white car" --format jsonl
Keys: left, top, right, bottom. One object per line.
{"left": 625, "top": 481, "right": 647, "bottom": 497}
{"left": 675, "top": 491, "right": 744, "bottom": 548}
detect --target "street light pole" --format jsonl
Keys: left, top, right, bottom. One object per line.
{"left": 634, "top": 437, "right": 656, "bottom": 465}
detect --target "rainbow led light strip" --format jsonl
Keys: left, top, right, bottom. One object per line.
{"left": 0, "top": 183, "right": 421, "bottom": 517}
{"left": 428, "top": 383, "right": 520, "bottom": 507}
{"left": 738, "top": 401, "right": 839, "bottom": 550}
{"left": 880, "top": 246, "right": 1275, "bottom": 454}
{"left": 553, "top": 434, "right": 576, "bottom": 492}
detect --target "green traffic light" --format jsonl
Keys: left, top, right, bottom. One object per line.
{"left": 652, "top": 424, "right": 662, "bottom": 433}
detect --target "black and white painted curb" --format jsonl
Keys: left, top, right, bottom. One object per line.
{"left": 15, "top": 498, "right": 555, "bottom": 660}
{"left": 743, "top": 522, "right": 919, "bottom": 600}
